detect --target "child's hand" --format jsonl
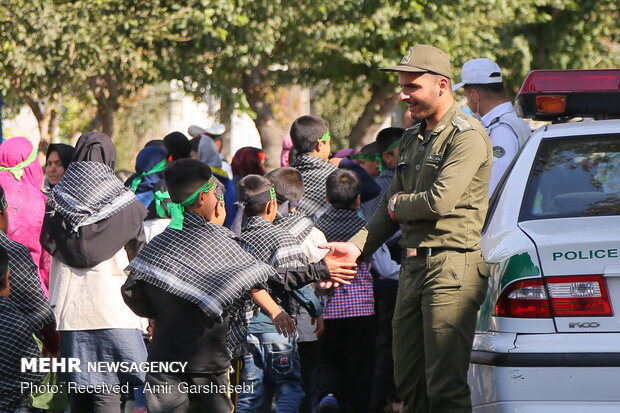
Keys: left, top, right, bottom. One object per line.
{"left": 271, "top": 309, "right": 296, "bottom": 337}
{"left": 311, "top": 316, "right": 325, "bottom": 339}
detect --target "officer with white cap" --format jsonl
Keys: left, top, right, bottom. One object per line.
{"left": 453, "top": 58, "right": 531, "bottom": 196}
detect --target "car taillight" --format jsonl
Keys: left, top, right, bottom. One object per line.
{"left": 546, "top": 275, "right": 612, "bottom": 316}
{"left": 495, "top": 276, "right": 612, "bottom": 318}
{"left": 495, "top": 279, "right": 552, "bottom": 317}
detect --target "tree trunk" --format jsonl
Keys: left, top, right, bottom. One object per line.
{"left": 88, "top": 75, "right": 119, "bottom": 137}
{"left": 347, "top": 84, "right": 399, "bottom": 149}
{"left": 218, "top": 99, "right": 234, "bottom": 161}
{"left": 23, "top": 96, "right": 60, "bottom": 149}
{"left": 242, "top": 69, "right": 286, "bottom": 171}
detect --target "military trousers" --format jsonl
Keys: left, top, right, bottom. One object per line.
{"left": 393, "top": 249, "right": 489, "bottom": 413}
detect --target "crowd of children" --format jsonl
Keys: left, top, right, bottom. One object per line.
{"left": 0, "top": 114, "right": 404, "bottom": 413}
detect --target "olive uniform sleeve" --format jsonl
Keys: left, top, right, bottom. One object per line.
{"left": 350, "top": 167, "right": 401, "bottom": 259}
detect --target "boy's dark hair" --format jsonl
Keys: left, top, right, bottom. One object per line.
{"left": 290, "top": 115, "right": 329, "bottom": 154}
{"left": 163, "top": 131, "right": 192, "bottom": 160}
{"left": 326, "top": 169, "right": 361, "bottom": 210}
{"left": 237, "top": 174, "right": 274, "bottom": 216}
{"left": 266, "top": 167, "right": 304, "bottom": 203}
{"left": 376, "top": 127, "right": 405, "bottom": 154}
{"left": 0, "top": 246, "right": 8, "bottom": 286}
{"left": 164, "top": 159, "right": 213, "bottom": 203}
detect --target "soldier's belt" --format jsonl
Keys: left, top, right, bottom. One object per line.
{"left": 406, "top": 247, "right": 472, "bottom": 257}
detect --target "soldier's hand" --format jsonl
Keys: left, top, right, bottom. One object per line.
{"left": 387, "top": 192, "right": 404, "bottom": 221}
{"left": 319, "top": 242, "right": 360, "bottom": 288}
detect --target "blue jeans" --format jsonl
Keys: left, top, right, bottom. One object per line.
{"left": 236, "top": 333, "right": 304, "bottom": 413}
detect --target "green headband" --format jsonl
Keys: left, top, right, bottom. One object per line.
{"left": 351, "top": 153, "right": 383, "bottom": 172}
{"left": 318, "top": 130, "right": 331, "bottom": 142}
{"left": 168, "top": 177, "right": 216, "bottom": 230}
{"left": 351, "top": 153, "right": 381, "bottom": 162}
{"left": 130, "top": 159, "right": 167, "bottom": 192}
{"left": 385, "top": 139, "right": 401, "bottom": 153}
{"left": 0, "top": 144, "right": 37, "bottom": 181}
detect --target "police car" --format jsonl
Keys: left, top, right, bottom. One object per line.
{"left": 468, "top": 69, "right": 620, "bottom": 412}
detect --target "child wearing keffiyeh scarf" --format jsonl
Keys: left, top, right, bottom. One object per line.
{"left": 314, "top": 169, "right": 376, "bottom": 413}
{"left": 236, "top": 174, "right": 324, "bottom": 413}
{"left": 0, "top": 246, "right": 46, "bottom": 412}
{"left": 289, "top": 115, "right": 338, "bottom": 219}
{"left": 123, "top": 160, "right": 292, "bottom": 413}
{"left": 267, "top": 166, "right": 331, "bottom": 413}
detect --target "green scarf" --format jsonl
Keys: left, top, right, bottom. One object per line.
{"left": 0, "top": 144, "right": 37, "bottom": 181}
{"left": 153, "top": 189, "right": 170, "bottom": 219}
{"left": 130, "top": 159, "right": 167, "bottom": 192}
{"left": 168, "top": 178, "right": 216, "bottom": 230}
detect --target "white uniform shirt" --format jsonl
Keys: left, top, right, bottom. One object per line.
{"left": 481, "top": 102, "right": 531, "bottom": 196}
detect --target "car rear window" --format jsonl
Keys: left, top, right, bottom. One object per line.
{"left": 520, "top": 134, "right": 620, "bottom": 221}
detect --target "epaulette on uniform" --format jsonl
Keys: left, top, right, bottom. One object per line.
{"left": 453, "top": 116, "right": 473, "bottom": 132}
{"left": 406, "top": 122, "right": 422, "bottom": 134}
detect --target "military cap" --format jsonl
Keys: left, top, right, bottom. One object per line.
{"left": 380, "top": 44, "right": 452, "bottom": 79}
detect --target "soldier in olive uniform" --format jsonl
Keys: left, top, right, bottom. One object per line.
{"left": 327, "top": 44, "right": 492, "bottom": 413}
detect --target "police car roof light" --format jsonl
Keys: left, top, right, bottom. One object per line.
{"left": 536, "top": 95, "right": 566, "bottom": 114}
{"left": 516, "top": 69, "right": 620, "bottom": 120}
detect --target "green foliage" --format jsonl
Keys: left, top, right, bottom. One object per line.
{"left": 58, "top": 96, "right": 96, "bottom": 142}
{"left": 312, "top": 83, "right": 373, "bottom": 151}
{"left": 1, "top": 0, "right": 618, "bottom": 151}
{"left": 113, "top": 83, "right": 172, "bottom": 171}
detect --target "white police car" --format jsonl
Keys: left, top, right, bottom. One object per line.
{"left": 469, "top": 69, "right": 620, "bottom": 412}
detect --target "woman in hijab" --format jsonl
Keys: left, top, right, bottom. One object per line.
{"left": 198, "top": 136, "right": 237, "bottom": 227}
{"left": 0, "top": 137, "right": 50, "bottom": 294}
{"left": 125, "top": 146, "right": 171, "bottom": 241}
{"left": 231, "top": 147, "right": 266, "bottom": 184}
{"left": 41, "top": 132, "right": 148, "bottom": 413}
{"left": 126, "top": 146, "right": 167, "bottom": 208}
{"left": 45, "top": 143, "right": 74, "bottom": 190}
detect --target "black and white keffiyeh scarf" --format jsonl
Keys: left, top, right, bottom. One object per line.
{"left": 126, "top": 212, "right": 275, "bottom": 357}
{"left": 240, "top": 216, "right": 308, "bottom": 270}
{"left": 241, "top": 216, "right": 310, "bottom": 318}
{"left": 292, "top": 154, "right": 337, "bottom": 218}
{"left": 48, "top": 161, "right": 137, "bottom": 232}
{"left": 274, "top": 210, "right": 314, "bottom": 244}
{"left": 314, "top": 207, "right": 367, "bottom": 242}
{"left": 0, "top": 299, "right": 45, "bottom": 411}
{"left": 0, "top": 232, "right": 54, "bottom": 331}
